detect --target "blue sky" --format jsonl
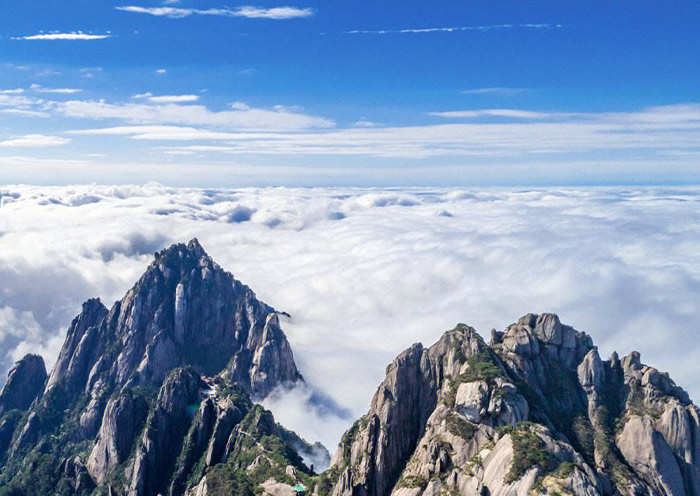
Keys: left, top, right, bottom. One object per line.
{"left": 0, "top": 0, "right": 699, "bottom": 186}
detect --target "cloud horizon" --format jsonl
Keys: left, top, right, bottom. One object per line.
{"left": 2, "top": 185, "right": 700, "bottom": 450}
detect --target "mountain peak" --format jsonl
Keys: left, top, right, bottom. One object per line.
{"left": 47, "top": 239, "right": 301, "bottom": 402}
{"left": 0, "top": 354, "right": 47, "bottom": 418}
{"left": 186, "top": 236, "right": 205, "bottom": 254}
{"left": 152, "top": 237, "right": 212, "bottom": 268}
{"left": 331, "top": 313, "right": 700, "bottom": 496}
{"left": 0, "top": 236, "right": 309, "bottom": 495}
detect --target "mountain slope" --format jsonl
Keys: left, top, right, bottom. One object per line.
{"left": 1, "top": 241, "right": 698, "bottom": 496}
{"left": 0, "top": 239, "right": 309, "bottom": 495}
{"left": 47, "top": 238, "right": 301, "bottom": 401}
{"left": 328, "top": 314, "right": 700, "bottom": 496}
{"left": 0, "top": 354, "right": 46, "bottom": 419}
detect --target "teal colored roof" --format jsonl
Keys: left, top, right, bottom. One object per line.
{"left": 292, "top": 484, "right": 306, "bottom": 492}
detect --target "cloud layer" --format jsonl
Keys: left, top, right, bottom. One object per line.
{"left": 1, "top": 186, "right": 700, "bottom": 451}
{"left": 60, "top": 102, "right": 700, "bottom": 159}
{"left": 2, "top": 80, "right": 700, "bottom": 177}
{"left": 116, "top": 5, "right": 315, "bottom": 20}
{"left": 0, "top": 134, "right": 70, "bottom": 147}
{"left": 345, "top": 24, "right": 562, "bottom": 35}
{"left": 12, "top": 32, "right": 111, "bottom": 41}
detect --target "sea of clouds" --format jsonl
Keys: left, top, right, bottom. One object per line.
{"left": 1, "top": 184, "right": 700, "bottom": 454}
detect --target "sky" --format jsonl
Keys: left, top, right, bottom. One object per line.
{"left": 0, "top": 0, "right": 699, "bottom": 185}
{"left": 2, "top": 185, "right": 700, "bottom": 452}
{"left": 2, "top": 0, "right": 700, "bottom": 463}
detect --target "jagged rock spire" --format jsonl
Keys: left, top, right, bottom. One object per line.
{"left": 331, "top": 313, "right": 700, "bottom": 496}
{"left": 47, "top": 239, "right": 302, "bottom": 402}
{"left": 0, "top": 354, "right": 47, "bottom": 417}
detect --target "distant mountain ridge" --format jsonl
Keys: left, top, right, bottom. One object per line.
{"left": 46, "top": 238, "right": 302, "bottom": 400}
{"left": 327, "top": 314, "right": 700, "bottom": 496}
{"left": 0, "top": 240, "right": 699, "bottom": 496}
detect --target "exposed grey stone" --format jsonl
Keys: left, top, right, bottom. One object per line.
{"left": 48, "top": 239, "right": 303, "bottom": 405}
{"left": 0, "top": 354, "right": 47, "bottom": 417}
{"left": 87, "top": 389, "right": 148, "bottom": 483}
{"left": 331, "top": 313, "right": 700, "bottom": 496}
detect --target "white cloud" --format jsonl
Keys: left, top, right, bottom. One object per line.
{"left": 0, "top": 109, "right": 49, "bottom": 117}
{"left": 4, "top": 77, "right": 699, "bottom": 164}
{"left": 42, "top": 100, "right": 700, "bottom": 160}
{"left": 30, "top": 84, "right": 82, "bottom": 94}
{"left": 234, "top": 6, "right": 314, "bottom": 19}
{"left": 146, "top": 94, "right": 199, "bottom": 103}
{"left": 13, "top": 32, "right": 111, "bottom": 41}
{"left": 345, "top": 24, "right": 562, "bottom": 35}
{"left": 429, "top": 109, "right": 550, "bottom": 119}
{"left": 0, "top": 134, "right": 71, "bottom": 147}
{"left": 0, "top": 156, "right": 89, "bottom": 167}
{"left": 0, "top": 93, "right": 37, "bottom": 108}
{"left": 353, "top": 120, "right": 379, "bottom": 127}
{"left": 155, "top": 68, "right": 167, "bottom": 75}
{"left": 133, "top": 93, "right": 200, "bottom": 103}
{"left": 2, "top": 186, "right": 700, "bottom": 452}
{"left": 71, "top": 125, "right": 244, "bottom": 140}
{"left": 262, "top": 383, "right": 351, "bottom": 455}
{"left": 157, "top": 144, "right": 237, "bottom": 152}
{"left": 58, "top": 100, "right": 334, "bottom": 130}
{"left": 462, "top": 87, "right": 526, "bottom": 96}
{"left": 116, "top": 5, "right": 315, "bottom": 19}
{"left": 0, "top": 307, "right": 64, "bottom": 377}
{"left": 71, "top": 102, "right": 700, "bottom": 160}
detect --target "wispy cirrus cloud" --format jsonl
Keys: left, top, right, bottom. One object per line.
{"left": 0, "top": 92, "right": 40, "bottom": 111}
{"left": 429, "top": 109, "right": 550, "bottom": 119}
{"left": 133, "top": 93, "right": 200, "bottom": 103}
{"left": 70, "top": 125, "right": 241, "bottom": 141}
{"left": 65, "top": 103, "right": 700, "bottom": 161}
{"left": 12, "top": 31, "right": 111, "bottom": 41}
{"left": 30, "top": 84, "right": 82, "bottom": 95}
{"left": 345, "top": 24, "right": 562, "bottom": 35}
{"left": 0, "top": 134, "right": 70, "bottom": 147}
{"left": 463, "top": 87, "right": 526, "bottom": 97}
{"left": 0, "top": 88, "right": 333, "bottom": 132}
{"left": 57, "top": 99, "right": 334, "bottom": 130}
{"left": 116, "top": 5, "right": 315, "bottom": 20}
{"left": 80, "top": 67, "right": 103, "bottom": 78}
{"left": 0, "top": 109, "right": 49, "bottom": 118}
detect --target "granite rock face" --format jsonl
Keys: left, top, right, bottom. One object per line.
{"left": 0, "top": 354, "right": 47, "bottom": 417}
{"left": 2, "top": 363, "right": 316, "bottom": 496}
{"left": 127, "top": 367, "right": 206, "bottom": 496}
{"left": 1, "top": 243, "right": 699, "bottom": 496}
{"left": 47, "top": 238, "right": 302, "bottom": 401}
{"left": 87, "top": 388, "right": 149, "bottom": 484}
{"left": 330, "top": 314, "right": 700, "bottom": 496}
{"left": 0, "top": 240, "right": 310, "bottom": 496}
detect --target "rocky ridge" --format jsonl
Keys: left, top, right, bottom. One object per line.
{"left": 46, "top": 238, "right": 301, "bottom": 402}
{"left": 0, "top": 354, "right": 46, "bottom": 418}
{"left": 0, "top": 240, "right": 314, "bottom": 495}
{"left": 328, "top": 314, "right": 700, "bottom": 496}
{"left": 0, "top": 238, "right": 698, "bottom": 496}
